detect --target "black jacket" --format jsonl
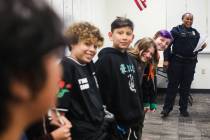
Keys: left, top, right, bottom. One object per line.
{"left": 164, "top": 24, "right": 200, "bottom": 61}
{"left": 95, "top": 48, "right": 144, "bottom": 127}
{"left": 57, "top": 57, "right": 106, "bottom": 140}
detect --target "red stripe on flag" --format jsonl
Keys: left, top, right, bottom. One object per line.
{"left": 134, "top": 0, "right": 143, "bottom": 11}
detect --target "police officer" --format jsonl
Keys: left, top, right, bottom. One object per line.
{"left": 161, "top": 12, "right": 206, "bottom": 117}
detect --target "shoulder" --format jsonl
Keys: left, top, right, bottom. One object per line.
{"left": 128, "top": 54, "right": 137, "bottom": 62}
{"left": 61, "top": 57, "right": 73, "bottom": 66}
{"left": 171, "top": 25, "right": 182, "bottom": 33}
{"left": 60, "top": 57, "right": 75, "bottom": 74}
{"left": 191, "top": 27, "right": 200, "bottom": 36}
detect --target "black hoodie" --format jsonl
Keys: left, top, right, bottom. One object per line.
{"left": 95, "top": 47, "right": 144, "bottom": 127}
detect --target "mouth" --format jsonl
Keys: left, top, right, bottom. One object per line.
{"left": 120, "top": 42, "right": 128, "bottom": 45}
{"left": 86, "top": 54, "right": 94, "bottom": 59}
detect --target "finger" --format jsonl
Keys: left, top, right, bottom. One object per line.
{"left": 50, "top": 120, "right": 61, "bottom": 127}
{"left": 65, "top": 132, "right": 71, "bottom": 137}
{"left": 66, "top": 137, "right": 71, "bottom": 140}
{"left": 61, "top": 116, "right": 72, "bottom": 127}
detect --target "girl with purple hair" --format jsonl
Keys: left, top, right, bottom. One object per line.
{"left": 154, "top": 30, "right": 173, "bottom": 51}
{"left": 142, "top": 30, "right": 173, "bottom": 113}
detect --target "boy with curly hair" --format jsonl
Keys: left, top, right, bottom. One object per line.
{"left": 57, "top": 22, "right": 114, "bottom": 140}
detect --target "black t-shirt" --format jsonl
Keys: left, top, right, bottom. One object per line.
{"left": 57, "top": 57, "right": 104, "bottom": 133}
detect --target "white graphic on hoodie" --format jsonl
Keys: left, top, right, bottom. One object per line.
{"left": 128, "top": 74, "right": 136, "bottom": 93}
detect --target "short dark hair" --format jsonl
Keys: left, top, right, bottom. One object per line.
{"left": 0, "top": 0, "right": 65, "bottom": 133}
{"left": 181, "top": 12, "right": 193, "bottom": 20}
{"left": 111, "top": 17, "right": 134, "bottom": 32}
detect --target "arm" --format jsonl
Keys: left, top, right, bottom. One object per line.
{"left": 26, "top": 116, "right": 71, "bottom": 140}
{"left": 95, "top": 57, "right": 113, "bottom": 110}
{"left": 57, "top": 59, "right": 73, "bottom": 118}
{"left": 141, "top": 64, "right": 151, "bottom": 112}
{"left": 163, "top": 28, "right": 176, "bottom": 70}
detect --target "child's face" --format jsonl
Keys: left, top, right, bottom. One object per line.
{"left": 109, "top": 27, "right": 134, "bottom": 51}
{"left": 71, "top": 41, "right": 97, "bottom": 64}
{"left": 139, "top": 47, "right": 155, "bottom": 62}
{"left": 154, "top": 36, "right": 171, "bottom": 51}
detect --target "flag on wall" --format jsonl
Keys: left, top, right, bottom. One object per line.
{"left": 134, "top": 0, "right": 147, "bottom": 12}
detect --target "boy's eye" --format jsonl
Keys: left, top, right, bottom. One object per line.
{"left": 85, "top": 42, "right": 90, "bottom": 46}
{"left": 118, "top": 31, "right": 123, "bottom": 34}
{"left": 93, "top": 45, "right": 97, "bottom": 49}
{"left": 126, "top": 32, "right": 132, "bottom": 36}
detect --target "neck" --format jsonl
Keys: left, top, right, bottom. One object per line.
{"left": 1, "top": 127, "right": 23, "bottom": 140}
{"left": 0, "top": 108, "right": 29, "bottom": 140}
{"left": 69, "top": 55, "right": 86, "bottom": 66}
{"left": 113, "top": 47, "right": 127, "bottom": 53}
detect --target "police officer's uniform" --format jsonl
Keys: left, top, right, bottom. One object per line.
{"left": 163, "top": 24, "right": 200, "bottom": 114}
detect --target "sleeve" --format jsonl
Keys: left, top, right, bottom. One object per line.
{"left": 95, "top": 56, "right": 113, "bottom": 108}
{"left": 142, "top": 64, "right": 157, "bottom": 104}
{"left": 26, "top": 120, "right": 54, "bottom": 140}
{"left": 163, "top": 46, "right": 171, "bottom": 61}
{"left": 164, "top": 27, "right": 176, "bottom": 61}
{"left": 57, "top": 60, "right": 73, "bottom": 111}
{"left": 150, "top": 75, "right": 157, "bottom": 104}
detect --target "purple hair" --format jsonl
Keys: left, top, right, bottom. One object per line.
{"left": 154, "top": 29, "right": 173, "bottom": 40}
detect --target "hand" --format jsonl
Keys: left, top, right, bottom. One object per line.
{"left": 144, "top": 103, "right": 150, "bottom": 113}
{"left": 150, "top": 103, "right": 157, "bottom": 112}
{"left": 60, "top": 116, "right": 72, "bottom": 127}
{"left": 49, "top": 110, "right": 70, "bottom": 127}
{"left": 163, "top": 61, "right": 169, "bottom": 71}
{"left": 202, "top": 43, "right": 207, "bottom": 49}
{"left": 50, "top": 125, "right": 71, "bottom": 140}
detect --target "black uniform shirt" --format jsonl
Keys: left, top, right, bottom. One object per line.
{"left": 164, "top": 25, "right": 200, "bottom": 60}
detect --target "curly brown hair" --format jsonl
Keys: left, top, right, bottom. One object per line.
{"left": 65, "top": 22, "right": 104, "bottom": 50}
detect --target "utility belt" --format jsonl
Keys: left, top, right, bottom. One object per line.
{"left": 173, "top": 54, "right": 197, "bottom": 60}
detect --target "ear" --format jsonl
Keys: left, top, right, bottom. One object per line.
{"left": 10, "top": 80, "right": 31, "bottom": 102}
{"left": 108, "top": 32, "right": 113, "bottom": 41}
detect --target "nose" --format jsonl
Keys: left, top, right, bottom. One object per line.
{"left": 146, "top": 53, "right": 152, "bottom": 59}
{"left": 89, "top": 45, "right": 97, "bottom": 52}
{"left": 122, "top": 33, "right": 129, "bottom": 40}
{"left": 89, "top": 45, "right": 96, "bottom": 54}
{"left": 163, "top": 42, "right": 167, "bottom": 48}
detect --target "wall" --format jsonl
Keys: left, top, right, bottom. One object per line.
{"left": 105, "top": 0, "right": 210, "bottom": 89}
{"left": 47, "top": 0, "right": 210, "bottom": 89}
{"left": 46, "top": 0, "right": 107, "bottom": 58}
{"left": 46, "top": 0, "right": 106, "bottom": 33}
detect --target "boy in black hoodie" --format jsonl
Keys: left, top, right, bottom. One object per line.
{"left": 95, "top": 17, "right": 144, "bottom": 140}
{"left": 57, "top": 22, "right": 114, "bottom": 140}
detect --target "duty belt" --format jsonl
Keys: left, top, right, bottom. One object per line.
{"left": 174, "top": 54, "right": 197, "bottom": 60}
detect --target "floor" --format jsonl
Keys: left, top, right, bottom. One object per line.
{"left": 142, "top": 94, "right": 210, "bottom": 140}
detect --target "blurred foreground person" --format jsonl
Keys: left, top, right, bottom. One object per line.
{"left": 0, "top": 0, "right": 67, "bottom": 139}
